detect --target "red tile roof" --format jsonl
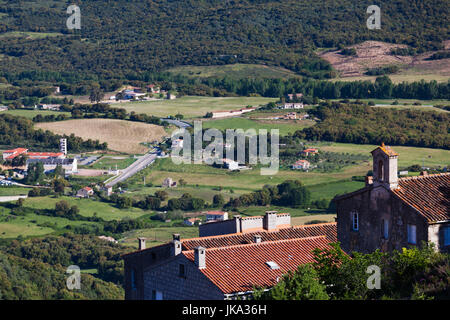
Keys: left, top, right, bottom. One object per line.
{"left": 183, "top": 236, "right": 331, "bottom": 294}
{"left": 392, "top": 173, "right": 450, "bottom": 222}
{"left": 181, "top": 222, "right": 337, "bottom": 250}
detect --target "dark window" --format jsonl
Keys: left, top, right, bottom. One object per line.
{"left": 179, "top": 264, "right": 185, "bottom": 277}
{"left": 131, "top": 269, "right": 136, "bottom": 289}
{"left": 378, "top": 160, "right": 384, "bottom": 181}
{"left": 151, "top": 290, "right": 156, "bottom": 300}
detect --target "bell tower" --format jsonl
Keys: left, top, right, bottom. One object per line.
{"left": 371, "top": 143, "right": 399, "bottom": 190}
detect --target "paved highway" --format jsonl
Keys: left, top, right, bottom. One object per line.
{"left": 105, "top": 150, "right": 158, "bottom": 187}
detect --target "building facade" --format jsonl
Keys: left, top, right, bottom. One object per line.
{"left": 335, "top": 144, "right": 450, "bottom": 254}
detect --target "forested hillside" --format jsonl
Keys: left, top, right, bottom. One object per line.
{"left": 0, "top": 251, "right": 123, "bottom": 299}
{"left": 0, "top": 0, "right": 448, "bottom": 80}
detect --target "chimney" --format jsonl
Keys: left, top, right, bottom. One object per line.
{"left": 420, "top": 171, "right": 428, "bottom": 176}
{"left": 194, "top": 246, "right": 206, "bottom": 269}
{"left": 254, "top": 235, "right": 262, "bottom": 243}
{"left": 365, "top": 175, "right": 373, "bottom": 186}
{"left": 172, "top": 233, "right": 180, "bottom": 241}
{"left": 234, "top": 215, "right": 242, "bottom": 233}
{"left": 172, "top": 239, "right": 182, "bottom": 256}
{"left": 264, "top": 211, "right": 278, "bottom": 231}
{"left": 138, "top": 237, "right": 146, "bottom": 250}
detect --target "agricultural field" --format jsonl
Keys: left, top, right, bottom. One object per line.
{"left": 201, "top": 116, "right": 315, "bottom": 136}
{"left": 313, "top": 142, "right": 450, "bottom": 169}
{"left": 320, "top": 41, "right": 450, "bottom": 83}
{"left": 114, "top": 96, "right": 277, "bottom": 119}
{"left": 34, "top": 119, "right": 167, "bottom": 154}
{"left": 166, "top": 64, "right": 302, "bottom": 80}
{"left": 4, "top": 109, "right": 71, "bottom": 119}
{"left": 0, "top": 187, "right": 30, "bottom": 196}
{"left": 23, "top": 196, "right": 149, "bottom": 221}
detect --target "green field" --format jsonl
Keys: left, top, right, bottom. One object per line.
{"left": 120, "top": 226, "right": 200, "bottom": 248}
{"left": 0, "top": 187, "right": 30, "bottom": 196}
{"left": 114, "top": 96, "right": 277, "bottom": 119}
{"left": 84, "top": 156, "right": 138, "bottom": 170}
{"left": 315, "top": 142, "right": 450, "bottom": 168}
{"left": 201, "top": 117, "right": 314, "bottom": 136}
{"left": 23, "top": 196, "right": 150, "bottom": 221}
{"left": 166, "top": 64, "right": 301, "bottom": 80}
{"left": 4, "top": 109, "right": 71, "bottom": 119}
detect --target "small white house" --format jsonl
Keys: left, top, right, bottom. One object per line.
{"left": 205, "top": 211, "right": 229, "bottom": 222}
{"left": 222, "top": 158, "right": 239, "bottom": 170}
{"left": 292, "top": 159, "right": 310, "bottom": 170}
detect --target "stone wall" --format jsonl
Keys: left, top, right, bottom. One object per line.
{"left": 144, "top": 255, "right": 224, "bottom": 300}
{"left": 336, "top": 185, "right": 429, "bottom": 254}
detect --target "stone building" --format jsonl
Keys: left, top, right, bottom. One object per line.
{"left": 199, "top": 211, "right": 291, "bottom": 237}
{"left": 335, "top": 143, "right": 450, "bottom": 254}
{"left": 122, "top": 222, "right": 337, "bottom": 300}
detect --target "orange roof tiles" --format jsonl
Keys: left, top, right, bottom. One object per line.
{"left": 371, "top": 143, "right": 398, "bottom": 157}
{"left": 183, "top": 236, "right": 331, "bottom": 294}
{"left": 392, "top": 173, "right": 450, "bottom": 222}
{"left": 181, "top": 222, "right": 337, "bottom": 250}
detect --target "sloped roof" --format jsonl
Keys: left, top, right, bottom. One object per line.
{"left": 183, "top": 236, "right": 331, "bottom": 294}
{"left": 181, "top": 222, "right": 337, "bottom": 250}
{"left": 392, "top": 173, "right": 450, "bottom": 222}
{"left": 371, "top": 143, "right": 398, "bottom": 157}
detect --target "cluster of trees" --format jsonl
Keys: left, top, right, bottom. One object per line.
{"left": 225, "top": 180, "right": 311, "bottom": 209}
{"left": 294, "top": 102, "right": 450, "bottom": 149}
{"left": 1, "top": 233, "right": 128, "bottom": 290}
{"left": 0, "top": 113, "right": 107, "bottom": 152}
{"left": 0, "top": 250, "right": 124, "bottom": 300}
{"left": 255, "top": 243, "right": 450, "bottom": 300}
{"left": 167, "top": 193, "right": 206, "bottom": 211}
{"left": 280, "top": 147, "right": 370, "bottom": 172}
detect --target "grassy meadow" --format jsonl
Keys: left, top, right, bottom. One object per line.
{"left": 114, "top": 96, "right": 277, "bottom": 119}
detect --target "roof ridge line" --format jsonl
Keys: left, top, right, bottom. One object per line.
{"left": 182, "top": 235, "right": 327, "bottom": 253}
{"left": 399, "top": 172, "right": 450, "bottom": 181}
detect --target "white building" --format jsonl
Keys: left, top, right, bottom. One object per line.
{"left": 292, "top": 159, "right": 310, "bottom": 170}
{"left": 222, "top": 158, "right": 239, "bottom": 170}
{"left": 205, "top": 211, "right": 229, "bottom": 222}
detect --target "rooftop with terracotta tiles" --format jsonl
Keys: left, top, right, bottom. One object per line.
{"left": 183, "top": 236, "right": 331, "bottom": 294}
{"left": 393, "top": 172, "right": 450, "bottom": 222}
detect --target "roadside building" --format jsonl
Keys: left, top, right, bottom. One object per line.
{"left": 222, "top": 158, "right": 239, "bottom": 171}
{"left": 292, "top": 159, "right": 310, "bottom": 170}
{"left": 301, "top": 148, "right": 319, "bottom": 156}
{"left": 2, "top": 148, "right": 28, "bottom": 161}
{"left": 162, "top": 177, "right": 177, "bottom": 188}
{"left": 76, "top": 186, "right": 94, "bottom": 198}
{"left": 26, "top": 158, "right": 77, "bottom": 174}
{"left": 282, "top": 103, "right": 304, "bottom": 109}
{"left": 184, "top": 218, "right": 201, "bottom": 226}
{"left": 205, "top": 211, "right": 229, "bottom": 222}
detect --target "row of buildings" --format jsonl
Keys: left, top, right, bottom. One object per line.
{"left": 2, "top": 139, "right": 77, "bottom": 174}
{"left": 123, "top": 143, "right": 450, "bottom": 300}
